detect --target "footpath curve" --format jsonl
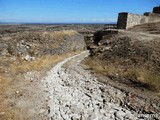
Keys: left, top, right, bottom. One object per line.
{"left": 41, "top": 51, "right": 158, "bottom": 120}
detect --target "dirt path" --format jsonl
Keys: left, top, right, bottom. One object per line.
{"left": 41, "top": 51, "right": 158, "bottom": 120}
{"left": 118, "top": 30, "right": 160, "bottom": 42}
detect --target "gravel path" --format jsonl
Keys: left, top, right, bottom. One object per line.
{"left": 41, "top": 51, "right": 158, "bottom": 120}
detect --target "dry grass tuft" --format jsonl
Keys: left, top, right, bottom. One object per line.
{"left": 84, "top": 58, "right": 119, "bottom": 75}
{"left": 53, "top": 30, "right": 78, "bottom": 36}
{"left": 84, "top": 58, "right": 160, "bottom": 92}
{"left": 0, "top": 75, "right": 11, "bottom": 90}
{"left": 10, "top": 52, "right": 80, "bottom": 74}
{"left": 124, "top": 68, "right": 160, "bottom": 91}
{"left": 42, "top": 30, "right": 78, "bottom": 40}
{"left": 0, "top": 51, "right": 81, "bottom": 120}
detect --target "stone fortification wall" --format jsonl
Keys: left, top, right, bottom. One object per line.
{"left": 117, "top": 13, "right": 128, "bottom": 29}
{"left": 153, "top": 6, "right": 160, "bottom": 14}
{"left": 117, "top": 6, "right": 160, "bottom": 29}
{"left": 126, "top": 13, "right": 148, "bottom": 29}
{"left": 147, "top": 13, "right": 160, "bottom": 23}
{"left": 117, "top": 13, "right": 148, "bottom": 29}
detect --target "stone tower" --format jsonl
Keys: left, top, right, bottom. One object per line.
{"left": 153, "top": 6, "right": 160, "bottom": 14}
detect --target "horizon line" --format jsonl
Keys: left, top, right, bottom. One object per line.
{"left": 0, "top": 21, "right": 117, "bottom": 25}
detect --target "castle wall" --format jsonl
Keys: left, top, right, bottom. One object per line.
{"left": 117, "top": 7, "right": 160, "bottom": 29}
{"left": 117, "top": 12, "right": 160, "bottom": 29}
{"left": 147, "top": 13, "right": 160, "bottom": 23}
{"left": 117, "top": 12, "right": 128, "bottom": 29}
{"left": 153, "top": 7, "right": 160, "bottom": 14}
{"left": 126, "top": 13, "right": 148, "bottom": 29}
{"left": 117, "top": 13, "right": 148, "bottom": 29}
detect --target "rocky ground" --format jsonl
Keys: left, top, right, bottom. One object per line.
{"left": 38, "top": 51, "right": 160, "bottom": 119}
{"left": 128, "top": 22, "right": 160, "bottom": 34}
{"left": 0, "top": 23, "right": 160, "bottom": 119}
{"left": 83, "top": 22, "right": 160, "bottom": 119}
{"left": 42, "top": 51, "right": 159, "bottom": 120}
{"left": 1, "top": 51, "right": 159, "bottom": 120}
{"left": 0, "top": 24, "right": 116, "bottom": 35}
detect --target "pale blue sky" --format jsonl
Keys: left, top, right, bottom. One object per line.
{"left": 0, "top": 0, "right": 159, "bottom": 23}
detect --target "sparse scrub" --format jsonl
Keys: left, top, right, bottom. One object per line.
{"left": 85, "top": 35, "right": 160, "bottom": 92}
{"left": 0, "top": 75, "right": 11, "bottom": 89}
{"left": 10, "top": 52, "right": 80, "bottom": 74}
{"left": 42, "top": 30, "right": 78, "bottom": 40}
{"left": 0, "top": 43, "right": 81, "bottom": 120}
{"left": 13, "top": 30, "right": 77, "bottom": 43}
{"left": 123, "top": 68, "right": 160, "bottom": 91}
{"left": 0, "top": 51, "right": 80, "bottom": 91}
{"left": 2, "top": 30, "right": 84, "bottom": 57}
{"left": 84, "top": 58, "right": 160, "bottom": 92}
{"left": 52, "top": 30, "right": 78, "bottom": 36}
{"left": 84, "top": 58, "right": 118, "bottom": 75}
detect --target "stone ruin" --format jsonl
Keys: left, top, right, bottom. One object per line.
{"left": 117, "top": 6, "right": 160, "bottom": 29}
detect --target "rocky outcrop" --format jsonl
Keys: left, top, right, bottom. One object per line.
{"left": 0, "top": 30, "right": 86, "bottom": 60}
{"left": 82, "top": 30, "right": 118, "bottom": 51}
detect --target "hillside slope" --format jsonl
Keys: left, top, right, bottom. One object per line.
{"left": 84, "top": 22, "right": 160, "bottom": 114}
{"left": 0, "top": 27, "right": 86, "bottom": 119}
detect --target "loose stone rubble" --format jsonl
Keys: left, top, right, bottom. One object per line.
{"left": 41, "top": 51, "right": 159, "bottom": 120}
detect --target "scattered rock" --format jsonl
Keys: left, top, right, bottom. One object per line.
{"left": 16, "top": 91, "right": 20, "bottom": 94}
{"left": 40, "top": 51, "right": 159, "bottom": 119}
{"left": 39, "top": 109, "right": 46, "bottom": 114}
{"left": 71, "top": 114, "right": 81, "bottom": 120}
{"left": 24, "top": 55, "right": 35, "bottom": 61}
{"left": 114, "top": 110, "right": 126, "bottom": 120}
{"left": 0, "top": 112, "right": 5, "bottom": 115}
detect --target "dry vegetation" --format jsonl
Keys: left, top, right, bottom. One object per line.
{"left": 14, "top": 30, "right": 78, "bottom": 41}
{"left": 0, "top": 26, "right": 84, "bottom": 119}
{"left": 0, "top": 51, "right": 80, "bottom": 119}
{"left": 42, "top": 30, "right": 78, "bottom": 40}
{"left": 10, "top": 51, "right": 79, "bottom": 74}
{"left": 84, "top": 58, "right": 160, "bottom": 92}
{"left": 0, "top": 51, "right": 80, "bottom": 84}
{"left": 52, "top": 30, "right": 78, "bottom": 36}
{"left": 129, "top": 22, "right": 160, "bottom": 34}
{"left": 3, "top": 30, "right": 81, "bottom": 58}
{"left": 11, "top": 30, "right": 78, "bottom": 47}
{"left": 0, "top": 29, "right": 80, "bottom": 98}
{"left": 84, "top": 33, "right": 160, "bottom": 93}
